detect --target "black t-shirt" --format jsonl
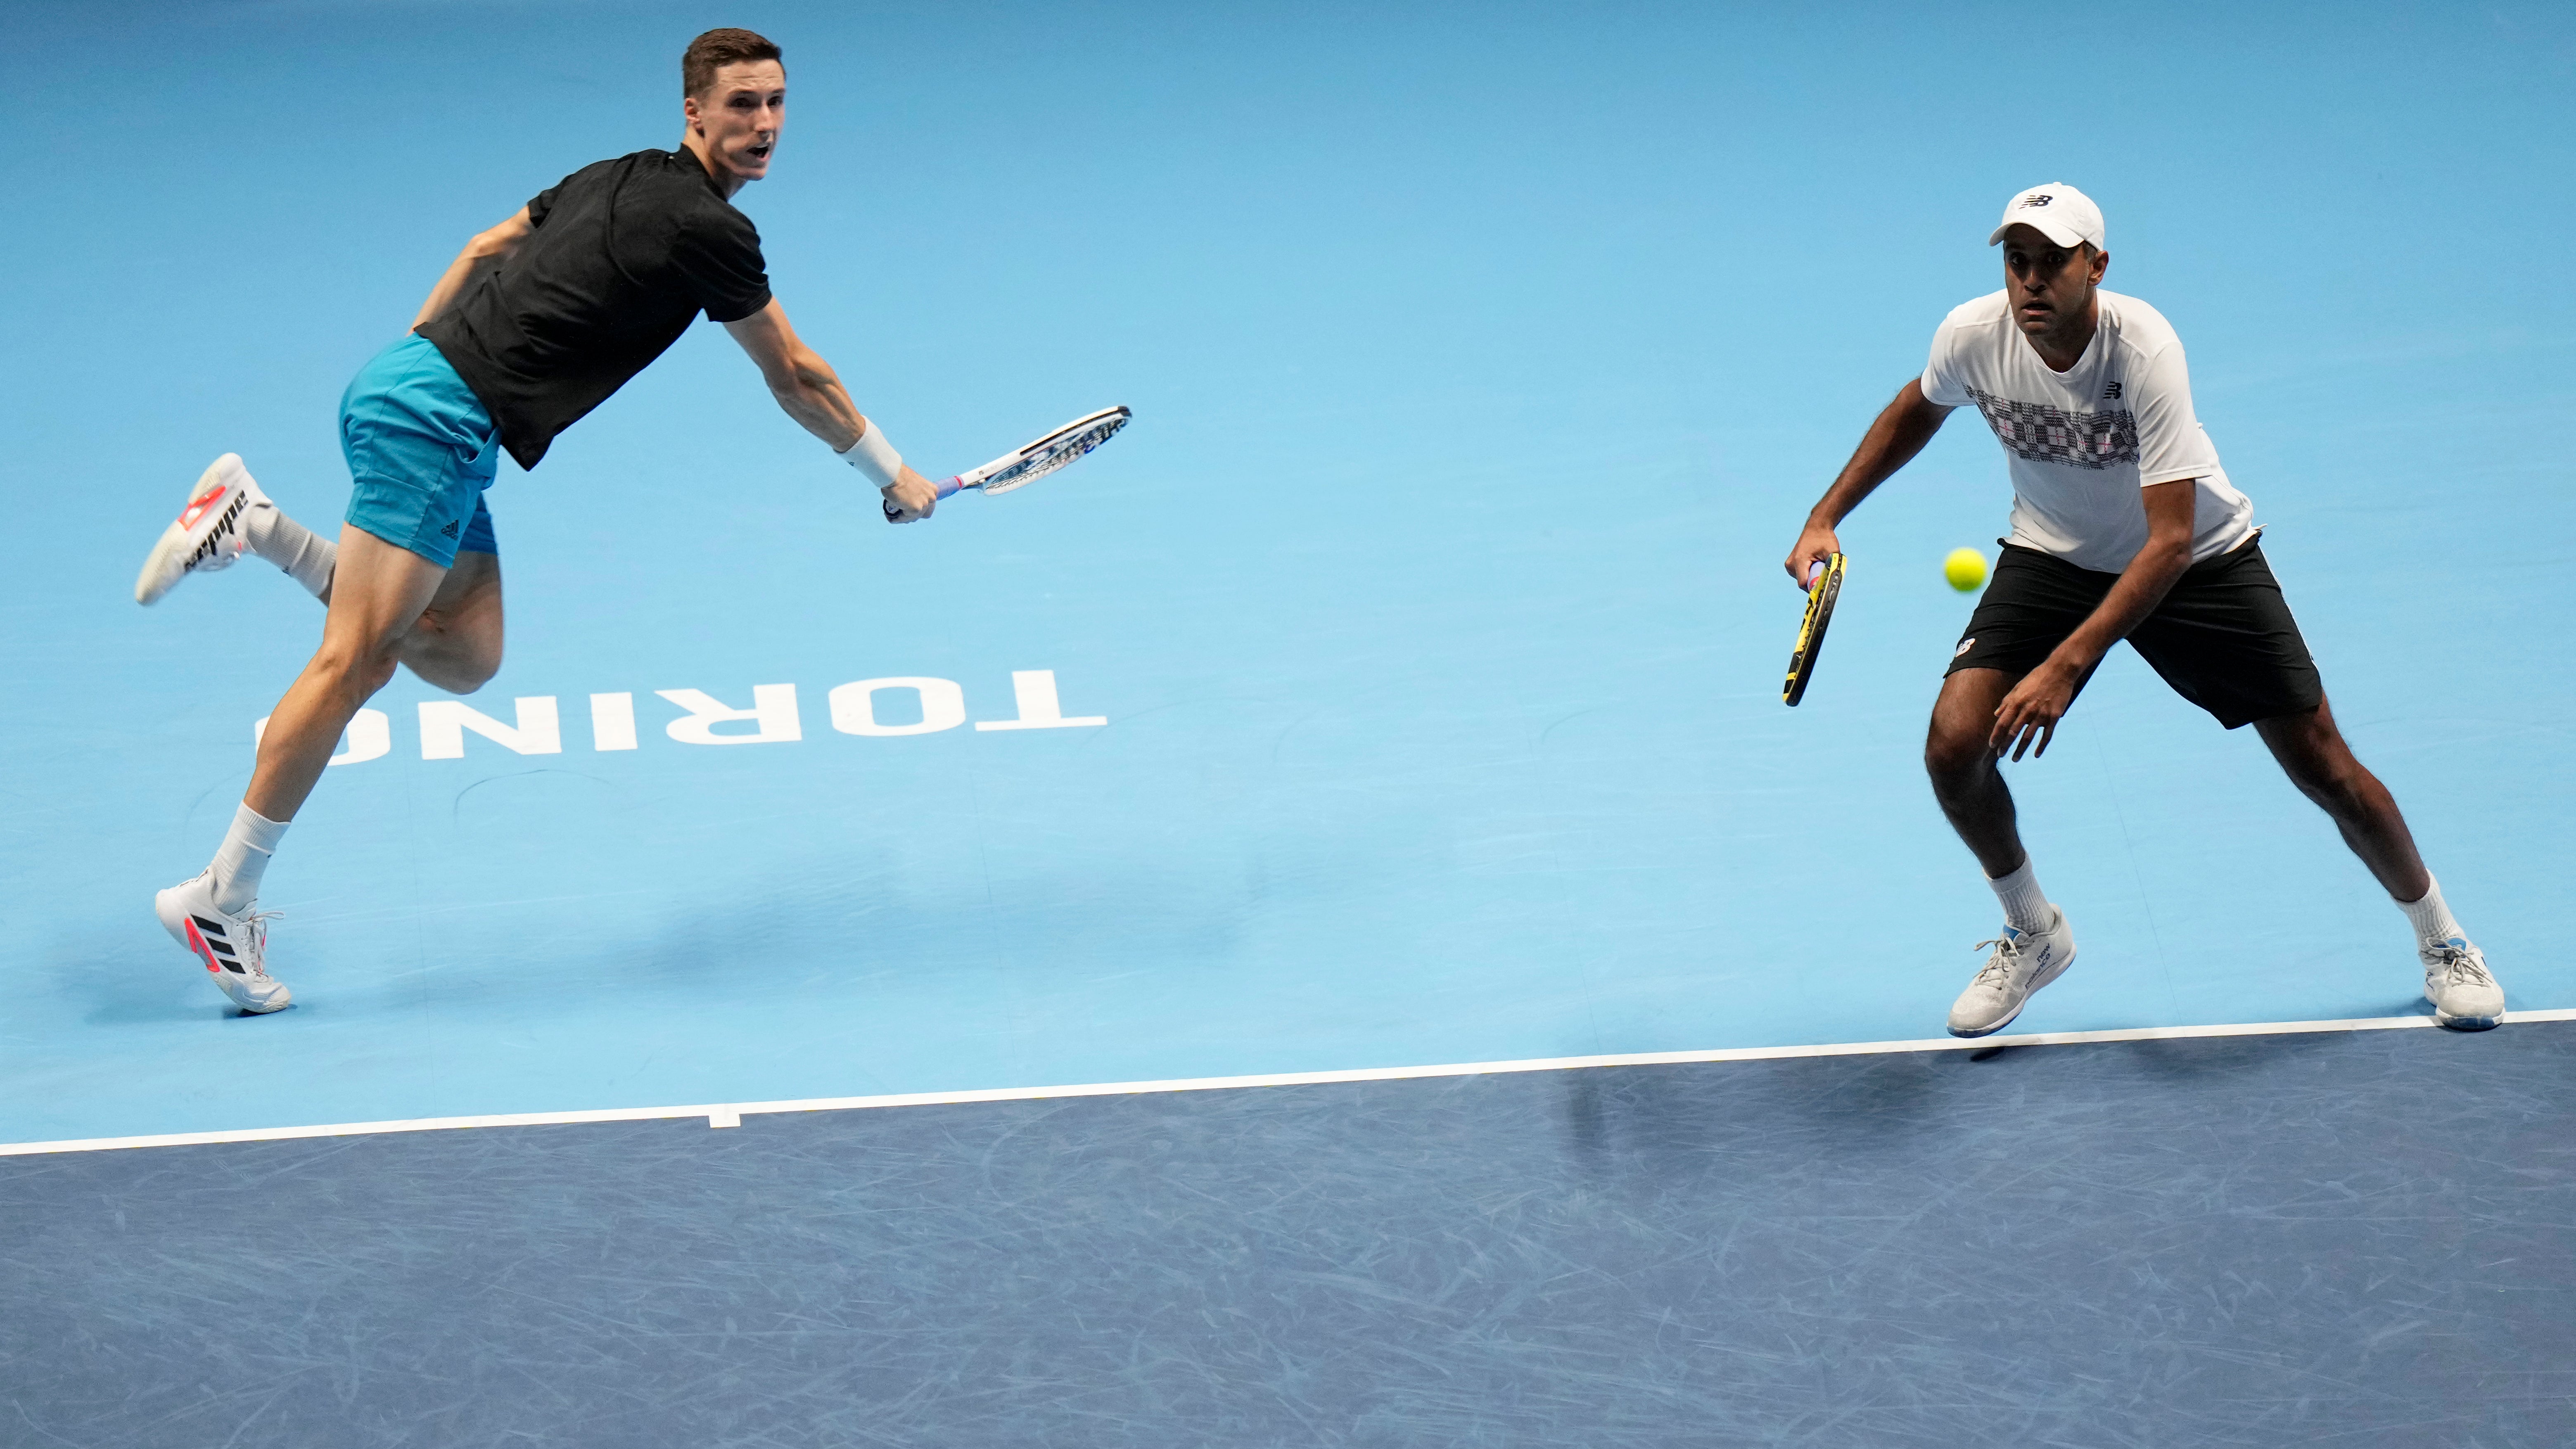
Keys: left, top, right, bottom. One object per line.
{"left": 417, "top": 149, "right": 772, "bottom": 470}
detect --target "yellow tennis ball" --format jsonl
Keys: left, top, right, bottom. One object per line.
{"left": 1943, "top": 547, "right": 1987, "bottom": 592}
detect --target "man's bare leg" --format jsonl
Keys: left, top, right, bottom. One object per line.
{"left": 154, "top": 527, "right": 495, "bottom": 1010}
{"left": 2252, "top": 696, "right": 2499, "bottom": 1025}
{"left": 1927, "top": 666, "right": 2078, "bottom": 1036}
{"left": 2252, "top": 699, "right": 2429, "bottom": 900}
{"left": 245, "top": 528, "right": 497, "bottom": 822}
{"left": 306, "top": 544, "right": 504, "bottom": 681}
{"left": 1925, "top": 667, "right": 2027, "bottom": 877}
{"left": 391, "top": 548, "right": 504, "bottom": 697}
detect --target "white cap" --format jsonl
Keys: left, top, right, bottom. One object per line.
{"left": 1988, "top": 183, "right": 2105, "bottom": 251}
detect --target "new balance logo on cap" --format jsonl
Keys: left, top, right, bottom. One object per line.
{"left": 440, "top": 518, "right": 460, "bottom": 539}
{"left": 1989, "top": 183, "right": 2106, "bottom": 252}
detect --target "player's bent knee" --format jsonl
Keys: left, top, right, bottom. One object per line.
{"left": 452, "top": 657, "right": 503, "bottom": 695}
{"left": 405, "top": 652, "right": 499, "bottom": 695}
{"left": 1924, "top": 725, "right": 1991, "bottom": 784}
{"left": 313, "top": 644, "right": 401, "bottom": 700}
{"left": 448, "top": 634, "right": 504, "bottom": 693}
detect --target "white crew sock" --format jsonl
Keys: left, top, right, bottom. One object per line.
{"left": 1986, "top": 857, "right": 2052, "bottom": 933}
{"left": 209, "top": 804, "right": 289, "bottom": 914}
{"left": 2398, "top": 875, "right": 2464, "bottom": 946}
{"left": 244, "top": 499, "right": 337, "bottom": 602}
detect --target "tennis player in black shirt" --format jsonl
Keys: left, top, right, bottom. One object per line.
{"left": 132, "top": 29, "right": 935, "bottom": 1012}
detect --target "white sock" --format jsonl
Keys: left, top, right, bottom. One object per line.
{"left": 209, "top": 804, "right": 289, "bottom": 914}
{"left": 1986, "top": 857, "right": 2052, "bottom": 933}
{"left": 2398, "top": 875, "right": 2464, "bottom": 946}
{"left": 244, "top": 499, "right": 337, "bottom": 601}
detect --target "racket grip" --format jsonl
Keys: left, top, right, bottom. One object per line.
{"left": 885, "top": 475, "right": 965, "bottom": 522}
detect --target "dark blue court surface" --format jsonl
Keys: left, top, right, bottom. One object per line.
{"left": 9, "top": 1020, "right": 2572, "bottom": 1448}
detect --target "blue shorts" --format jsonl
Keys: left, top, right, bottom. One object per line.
{"left": 340, "top": 333, "right": 501, "bottom": 567}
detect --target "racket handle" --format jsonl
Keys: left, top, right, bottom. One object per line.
{"left": 885, "top": 475, "right": 967, "bottom": 522}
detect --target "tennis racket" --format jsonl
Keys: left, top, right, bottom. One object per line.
{"left": 1782, "top": 552, "right": 1846, "bottom": 707}
{"left": 884, "top": 406, "right": 1131, "bottom": 520}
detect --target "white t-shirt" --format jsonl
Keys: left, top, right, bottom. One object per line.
{"left": 1921, "top": 288, "right": 2253, "bottom": 573}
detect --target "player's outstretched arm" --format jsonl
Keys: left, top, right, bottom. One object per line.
{"left": 413, "top": 209, "right": 536, "bottom": 330}
{"left": 1785, "top": 379, "right": 1954, "bottom": 588}
{"left": 723, "top": 301, "right": 939, "bottom": 523}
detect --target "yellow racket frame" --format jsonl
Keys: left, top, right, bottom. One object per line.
{"left": 1782, "top": 553, "right": 1847, "bottom": 707}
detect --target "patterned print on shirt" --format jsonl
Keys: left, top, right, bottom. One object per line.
{"left": 1964, "top": 387, "right": 2140, "bottom": 470}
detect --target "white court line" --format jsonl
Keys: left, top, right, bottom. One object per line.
{"left": 8, "top": 1008, "right": 2574, "bottom": 1158}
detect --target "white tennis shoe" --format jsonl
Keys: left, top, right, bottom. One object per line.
{"left": 154, "top": 871, "right": 293, "bottom": 1014}
{"left": 2421, "top": 936, "right": 2503, "bottom": 1031}
{"left": 1947, "top": 906, "right": 2077, "bottom": 1038}
{"left": 134, "top": 453, "right": 269, "bottom": 605}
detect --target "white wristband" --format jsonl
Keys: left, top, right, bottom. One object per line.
{"left": 837, "top": 423, "right": 904, "bottom": 490}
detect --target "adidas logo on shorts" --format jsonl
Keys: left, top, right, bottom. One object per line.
{"left": 440, "top": 518, "right": 460, "bottom": 539}
{"left": 1954, "top": 638, "right": 1976, "bottom": 658}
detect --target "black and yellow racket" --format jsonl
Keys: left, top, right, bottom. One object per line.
{"left": 1782, "top": 553, "right": 1846, "bottom": 707}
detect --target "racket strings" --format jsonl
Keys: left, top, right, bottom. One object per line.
{"left": 982, "top": 417, "right": 1128, "bottom": 494}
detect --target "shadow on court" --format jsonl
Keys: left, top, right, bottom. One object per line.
{"left": 8, "top": 1020, "right": 2571, "bottom": 1448}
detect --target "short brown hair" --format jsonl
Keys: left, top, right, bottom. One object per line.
{"left": 683, "top": 28, "right": 782, "bottom": 98}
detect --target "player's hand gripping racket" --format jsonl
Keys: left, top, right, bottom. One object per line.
{"left": 1782, "top": 553, "right": 1846, "bottom": 707}
{"left": 885, "top": 406, "right": 1132, "bottom": 521}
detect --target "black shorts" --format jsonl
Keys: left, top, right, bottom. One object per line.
{"left": 1946, "top": 537, "right": 2325, "bottom": 730}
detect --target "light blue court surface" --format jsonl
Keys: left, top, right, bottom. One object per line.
{"left": 2, "top": 0, "right": 2571, "bottom": 1148}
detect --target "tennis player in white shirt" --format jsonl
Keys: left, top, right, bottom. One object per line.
{"left": 1784, "top": 183, "right": 2502, "bottom": 1037}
